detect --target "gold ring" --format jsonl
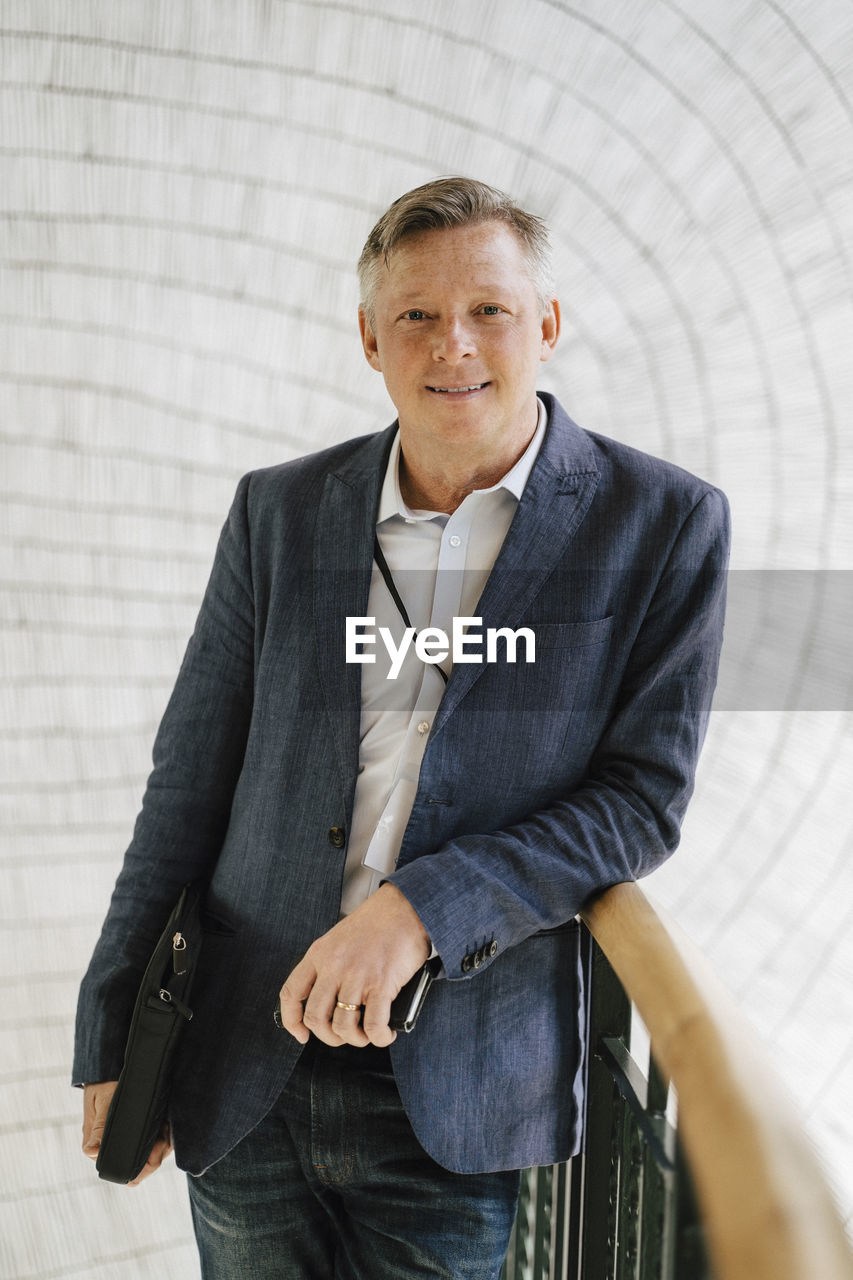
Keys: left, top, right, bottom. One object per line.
{"left": 335, "top": 1000, "right": 361, "bottom": 1012}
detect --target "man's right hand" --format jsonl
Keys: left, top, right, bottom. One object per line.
{"left": 82, "top": 1081, "right": 174, "bottom": 1186}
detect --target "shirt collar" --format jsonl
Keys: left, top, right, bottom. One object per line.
{"left": 377, "top": 396, "right": 549, "bottom": 525}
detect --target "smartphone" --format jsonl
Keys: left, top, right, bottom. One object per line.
{"left": 389, "top": 957, "right": 441, "bottom": 1033}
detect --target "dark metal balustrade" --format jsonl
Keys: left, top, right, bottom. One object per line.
{"left": 501, "top": 928, "right": 708, "bottom": 1280}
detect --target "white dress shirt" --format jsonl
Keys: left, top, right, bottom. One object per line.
{"left": 339, "top": 398, "right": 548, "bottom": 916}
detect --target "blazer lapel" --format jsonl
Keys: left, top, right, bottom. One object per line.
{"left": 313, "top": 425, "right": 397, "bottom": 801}
{"left": 432, "top": 398, "right": 601, "bottom": 735}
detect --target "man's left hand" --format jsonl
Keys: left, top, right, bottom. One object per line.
{"left": 277, "top": 883, "right": 431, "bottom": 1048}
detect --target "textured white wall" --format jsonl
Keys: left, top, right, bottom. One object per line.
{"left": 1, "top": 1, "right": 851, "bottom": 1274}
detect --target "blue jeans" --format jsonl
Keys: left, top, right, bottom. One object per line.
{"left": 186, "top": 1039, "right": 521, "bottom": 1278}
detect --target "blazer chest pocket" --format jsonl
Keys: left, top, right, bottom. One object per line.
{"left": 493, "top": 616, "right": 615, "bottom": 783}
{"left": 508, "top": 616, "right": 614, "bottom": 711}
{"left": 530, "top": 616, "right": 614, "bottom": 650}
{"left": 479, "top": 616, "right": 612, "bottom": 737}
{"left": 461, "top": 616, "right": 615, "bottom": 798}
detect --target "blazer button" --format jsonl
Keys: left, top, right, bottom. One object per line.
{"left": 328, "top": 826, "right": 346, "bottom": 848}
{"left": 488, "top": 940, "right": 498, "bottom": 957}
{"left": 462, "top": 955, "right": 473, "bottom": 973}
{"left": 473, "top": 951, "right": 482, "bottom": 968}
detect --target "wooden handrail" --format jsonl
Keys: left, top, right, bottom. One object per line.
{"left": 580, "top": 882, "right": 853, "bottom": 1280}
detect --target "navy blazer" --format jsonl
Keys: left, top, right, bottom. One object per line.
{"left": 74, "top": 394, "right": 730, "bottom": 1175}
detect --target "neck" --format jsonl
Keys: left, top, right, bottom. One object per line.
{"left": 398, "top": 456, "right": 509, "bottom": 515}
{"left": 398, "top": 411, "right": 539, "bottom": 515}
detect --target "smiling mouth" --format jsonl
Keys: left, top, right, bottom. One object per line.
{"left": 427, "top": 383, "right": 488, "bottom": 394}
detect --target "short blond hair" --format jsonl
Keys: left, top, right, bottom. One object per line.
{"left": 357, "top": 177, "right": 555, "bottom": 324}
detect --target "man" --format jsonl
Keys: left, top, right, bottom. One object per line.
{"left": 75, "top": 178, "right": 730, "bottom": 1278}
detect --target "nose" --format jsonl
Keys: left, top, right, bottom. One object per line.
{"left": 433, "top": 315, "right": 476, "bottom": 363}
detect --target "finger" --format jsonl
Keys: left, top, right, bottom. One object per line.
{"left": 82, "top": 1128, "right": 103, "bottom": 1158}
{"left": 82, "top": 1130, "right": 102, "bottom": 1160}
{"left": 82, "top": 1082, "right": 117, "bottom": 1159}
{"left": 82, "top": 1108, "right": 102, "bottom": 1157}
{"left": 330, "top": 999, "right": 370, "bottom": 1048}
{"left": 362, "top": 994, "right": 396, "bottom": 1049}
{"left": 302, "top": 979, "right": 348, "bottom": 1046}
{"left": 128, "top": 1131, "right": 174, "bottom": 1186}
{"left": 278, "top": 959, "right": 318, "bottom": 1043}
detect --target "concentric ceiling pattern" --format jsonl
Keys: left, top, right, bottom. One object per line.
{"left": 2, "top": 2, "right": 852, "bottom": 1273}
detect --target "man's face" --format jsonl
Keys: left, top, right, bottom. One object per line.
{"left": 359, "top": 221, "right": 559, "bottom": 467}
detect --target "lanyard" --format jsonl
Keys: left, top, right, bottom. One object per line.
{"left": 373, "top": 535, "right": 449, "bottom": 685}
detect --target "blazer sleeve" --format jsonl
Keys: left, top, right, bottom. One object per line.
{"left": 72, "top": 474, "right": 256, "bottom": 1085}
{"left": 387, "top": 486, "right": 731, "bottom": 981}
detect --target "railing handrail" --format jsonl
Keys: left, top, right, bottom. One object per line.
{"left": 579, "top": 882, "right": 853, "bottom": 1280}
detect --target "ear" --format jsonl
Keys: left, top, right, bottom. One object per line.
{"left": 539, "top": 298, "right": 560, "bottom": 364}
{"left": 358, "top": 307, "right": 383, "bottom": 372}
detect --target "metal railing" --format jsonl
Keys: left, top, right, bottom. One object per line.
{"left": 502, "top": 883, "right": 853, "bottom": 1280}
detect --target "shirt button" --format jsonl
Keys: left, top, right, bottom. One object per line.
{"left": 449, "top": 535, "right": 462, "bottom": 547}
{"left": 417, "top": 721, "right": 430, "bottom": 735}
